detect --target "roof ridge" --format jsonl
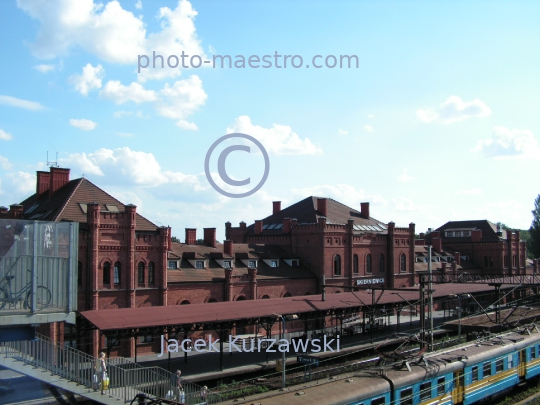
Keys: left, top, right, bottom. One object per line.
{"left": 53, "top": 178, "right": 84, "bottom": 222}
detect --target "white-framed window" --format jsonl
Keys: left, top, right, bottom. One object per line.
{"left": 270, "top": 260, "right": 278, "bottom": 268}
{"left": 196, "top": 261, "right": 204, "bottom": 269}
{"left": 446, "top": 231, "right": 454, "bottom": 237}
{"left": 249, "top": 260, "right": 256, "bottom": 268}
{"left": 223, "top": 261, "right": 232, "bottom": 268}
{"left": 168, "top": 260, "right": 178, "bottom": 269}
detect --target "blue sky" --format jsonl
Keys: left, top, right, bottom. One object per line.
{"left": 0, "top": 0, "right": 539, "bottom": 240}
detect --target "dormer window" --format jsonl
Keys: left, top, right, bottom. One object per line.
{"left": 270, "top": 260, "right": 278, "bottom": 268}
{"left": 196, "top": 261, "right": 204, "bottom": 269}
{"left": 249, "top": 260, "right": 256, "bottom": 268}
{"left": 223, "top": 261, "right": 232, "bottom": 268}
{"left": 168, "top": 261, "right": 178, "bottom": 269}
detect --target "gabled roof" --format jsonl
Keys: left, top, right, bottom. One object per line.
{"left": 19, "top": 178, "right": 158, "bottom": 231}
{"left": 244, "top": 196, "right": 387, "bottom": 236}
{"left": 427, "top": 220, "right": 506, "bottom": 243}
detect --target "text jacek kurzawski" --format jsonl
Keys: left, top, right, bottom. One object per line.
{"left": 157, "top": 334, "right": 340, "bottom": 357}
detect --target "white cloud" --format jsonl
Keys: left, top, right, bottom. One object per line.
{"left": 416, "top": 96, "right": 491, "bottom": 124}
{"left": 4, "top": 171, "right": 36, "bottom": 195}
{"left": 227, "top": 115, "right": 322, "bottom": 155}
{"left": 33, "top": 64, "right": 55, "bottom": 73}
{"left": 18, "top": 0, "right": 206, "bottom": 81}
{"left": 392, "top": 197, "right": 417, "bottom": 212}
{"left": 455, "top": 188, "right": 482, "bottom": 196}
{"left": 156, "top": 75, "right": 207, "bottom": 129}
{"left": 115, "top": 132, "right": 134, "bottom": 137}
{"left": 0, "top": 95, "right": 45, "bottom": 111}
{"left": 113, "top": 110, "right": 145, "bottom": 118}
{"left": 471, "top": 126, "right": 539, "bottom": 158}
{"left": 0, "top": 156, "right": 12, "bottom": 170}
{"left": 397, "top": 169, "right": 416, "bottom": 182}
{"left": 338, "top": 129, "right": 348, "bottom": 135}
{"left": 367, "top": 114, "right": 375, "bottom": 119}
{"left": 100, "top": 80, "right": 157, "bottom": 104}
{"left": 291, "top": 184, "right": 387, "bottom": 211}
{"left": 59, "top": 147, "right": 201, "bottom": 188}
{"left": 69, "top": 118, "right": 97, "bottom": 131}
{"left": 68, "top": 63, "right": 104, "bottom": 95}
{"left": 0, "top": 129, "right": 13, "bottom": 141}
{"left": 364, "top": 125, "right": 374, "bottom": 132}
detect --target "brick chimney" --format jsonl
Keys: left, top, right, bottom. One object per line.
{"left": 283, "top": 218, "right": 292, "bottom": 233}
{"left": 441, "top": 261, "right": 447, "bottom": 274}
{"left": 36, "top": 171, "right": 51, "bottom": 196}
{"left": 0, "top": 206, "right": 7, "bottom": 214}
{"left": 9, "top": 204, "right": 23, "bottom": 219}
{"left": 273, "top": 201, "right": 281, "bottom": 215}
{"left": 255, "top": 220, "right": 263, "bottom": 234}
{"left": 224, "top": 240, "right": 233, "bottom": 256}
{"left": 360, "top": 202, "right": 370, "bottom": 219}
{"left": 454, "top": 252, "right": 461, "bottom": 265}
{"left": 432, "top": 237, "right": 442, "bottom": 252}
{"left": 471, "top": 229, "right": 482, "bottom": 242}
{"left": 317, "top": 198, "right": 327, "bottom": 217}
{"left": 203, "top": 228, "right": 216, "bottom": 248}
{"left": 49, "top": 167, "right": 70, "bottom": 197}
{"left": 185, "top": 228, "right": 197, "bottom": 245}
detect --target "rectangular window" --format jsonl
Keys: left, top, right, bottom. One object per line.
{"left": 249, "top": 260, "right": 256, "bottom": 268}
{"left": 271, "top": 260, "right": 278, "bottom": 267}
{"left": 496, "top": 359, "right": 504, "bottom": 373}
{"left": 138, "top": 335, "right": 153, "bottom": 343}
{"left": 532, "top": 346, "right": 537, "bottom": 360}
{"left": 471, "top": 366, "right": 478, "bottom": 382}
{"left": 446, "top": 231, "right": 454, "bottom": 237}
{"left": 483, "top": 361, "right": 492, "bottom": 377}
{"left": 400, "top": 388, "right": 413, "bottom": 405}
{"left": 168, "top": 261, "right": 177, "bottom": 269}
{"left": 372, "top": 397, "right": 386, "bottom": 405}
{"left": 196, "top": 261, "right": 204, "bottom": 269}
{"left": 420, "top": 382, "right": 431, "bottom": 401}
{"left": 437, "top": 377, "right": 445, "bottom": 396}
{"left": 223, "top": 261, "right": 231, "bottom": 268}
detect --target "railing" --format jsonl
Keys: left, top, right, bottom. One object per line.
{"left": 0, "top": 333, "right": 222, "bottom": 404}
{"left": 419, "top": 273, "right": 540, "bottom": 285}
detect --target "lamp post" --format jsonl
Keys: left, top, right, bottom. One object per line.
{"left": 273, "top": 314, "right": 297, "bottom": 389}
{"left": 450, "top": 293, "right": 471, "bottom": 342}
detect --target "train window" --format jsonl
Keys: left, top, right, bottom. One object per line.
{"left": 420, "top": 382, "right": 432, "bottom": 401}
{"left": 437, "top": 377, "right": 445, "bottom": 396}
{"left": 496, "top": 359, "right": 504, "bottom": 373}
{"left": 532, "top": 347, "right": 537, "bottom": 360}
{"left": 372, "top": 397, "right": 386, "bottom": 405}
{"left": 401, "top": 388, "right": 413, "bottom": 405}
{"left": 471, "top": 366, "right": 478, "bottom": 382}
{"left": 483, "top": 361, "right": 492, "bottom": 377}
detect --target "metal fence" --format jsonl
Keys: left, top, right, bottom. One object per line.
{"left": 0, "top": 333, "right": 222, "bottom": 404}
{"left": 0, "top": 219, "right": 78, "bottom": 314}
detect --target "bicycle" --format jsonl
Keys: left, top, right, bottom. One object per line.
{"left": 0, "top": 270, "right": 52, "bottom": 311}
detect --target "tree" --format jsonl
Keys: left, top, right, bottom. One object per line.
{"left": 171, "top": 236, "right": 180, "bottom": 243}
{"left": 529, "top": 194, "right": 540, "bottom": 259}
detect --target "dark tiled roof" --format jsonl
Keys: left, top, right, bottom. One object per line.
{"left": 244, "top": 196, "right": 387, "bottom": 236}
{"left": 167, "top": 242, "right": 315, "bottom": 283}
{"left": 426, "top": 220, "right": 506, "bottom": 243}
{"left": 19, "top": 178, "right": 158, "bottom": 231}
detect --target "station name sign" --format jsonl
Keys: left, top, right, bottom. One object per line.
{"left": 356, "top": 277, "right": 385, "bottom": 286}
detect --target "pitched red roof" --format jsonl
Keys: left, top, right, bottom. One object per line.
{"left": 20, "top": 178, "right": 158, "bottom": 231}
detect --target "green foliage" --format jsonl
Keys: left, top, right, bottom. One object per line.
{"left": 529, "top": 194, "right": 540, "bottom": 259}
{"left": 171, "top": 236, "right": 180, "bottom": 243}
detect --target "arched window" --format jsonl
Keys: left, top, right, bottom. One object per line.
{"left": 400, "top": 254, "right": 406, "bottom": 273}
{"left": 138, "top": 262, "right": 145, "bottom": 284}
{"left": 103, "top": 262, "right": 111, "bottom": 285}
{"left": 379, "top": 254, "right": 385, "bottom": 273}
{"left": 180, "top": 300, "right": 190, "bottom": 305}
{"left": 236, "top": 296, "right": 246, "bottom": 301}
{"left": 261, "top": 295, "right": 270, "bottom": 299}
{"left": 366, "top": 254, "right": 372, "bottom": 274}
{"left": 78, "top": 261, "right": 82, "bottom": 287}
{"left": 504, "top": 255, "right": 508, "bottom": 267}
{"left": 114, "top": 261, "right": 121, "bottom": 285}
{"left": 148, "top": 262, "right": 155, "bottom": 284}
{"left": 513, "top": 255, "right": 516, "bottom": 267}
{"left": 283, "top": 292, "right": 292, "bottom": 297}
{"left": 208, "top": 298, "right": 218, "bottom": 303}
{"left": 490, "top": 257, "right": 494, "bottom": 267}
{"left": 353, "top": 255, "right": 359, "bottom": 274}
{"left": 334, "top": 255, "right": 341, "bottom": 276}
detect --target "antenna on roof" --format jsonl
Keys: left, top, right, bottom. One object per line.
{"left": 46, "top": 151, "right": 59, "bottom": 168}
